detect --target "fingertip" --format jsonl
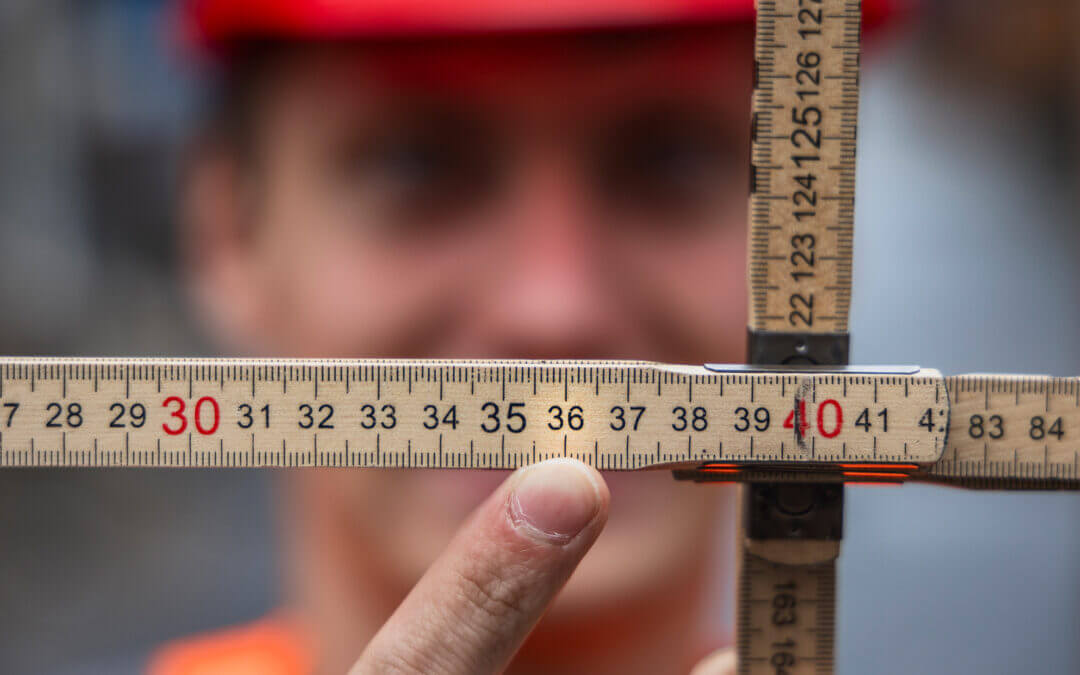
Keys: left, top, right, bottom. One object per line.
{"left": 690, "top": 647, "right": 736, "bottom": 675}
{"left": 508, "top": 458, "right": 608, "bottom": 545}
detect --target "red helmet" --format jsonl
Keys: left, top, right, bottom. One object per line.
{"left": 181, "top": 0, "right": 897, "bottom": 55}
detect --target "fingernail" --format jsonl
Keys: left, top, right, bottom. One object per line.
{"left": 508, "top": 459, "right": 601, "bottom": 544}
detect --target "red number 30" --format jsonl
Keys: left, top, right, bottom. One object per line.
{"left": 162, "top": 396, "right": 220, "bottom": 436}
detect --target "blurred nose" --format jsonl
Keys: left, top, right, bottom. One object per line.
{"left": 477, "top": 155, "right": 621, "bottom": 358}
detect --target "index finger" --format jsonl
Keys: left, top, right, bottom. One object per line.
{"left": 351, "top": 458, "right": 610, "bottom": 675}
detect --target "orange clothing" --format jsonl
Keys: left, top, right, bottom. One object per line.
{"left": 147, "top": 615, "right": 313, "bottom": 675}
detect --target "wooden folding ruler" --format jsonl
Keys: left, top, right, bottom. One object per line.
{"left": 1, "top": 1, "right": 1077, "bottom": 672}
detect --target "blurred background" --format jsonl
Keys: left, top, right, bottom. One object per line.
{"left": 0, "top": 0, "right": 1076, "bottom": 673}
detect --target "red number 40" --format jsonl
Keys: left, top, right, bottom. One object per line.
{"left": 783, "top": 399, "right": 843, "bottom": 438}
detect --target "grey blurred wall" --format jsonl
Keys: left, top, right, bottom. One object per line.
{"left": 0, "top": 1, "right": 278, "bottom": 673}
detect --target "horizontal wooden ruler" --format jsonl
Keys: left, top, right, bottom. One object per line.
{"left": 929, "top": 375, "right": 1080, "bottom": 488}
{"left": 0, "top": 358, "right": 1074, "bottom": 488}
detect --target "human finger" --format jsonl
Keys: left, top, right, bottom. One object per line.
{"left": 351, "top": 458, "right": 610, "bottom": 675}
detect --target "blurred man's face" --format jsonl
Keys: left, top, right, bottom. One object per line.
{"left": 190, "top": 26, "right": 751, "bottom": 627}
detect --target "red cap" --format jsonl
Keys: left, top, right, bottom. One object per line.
{"left": 181, "top": 0, "right": 896, "bottom": 55}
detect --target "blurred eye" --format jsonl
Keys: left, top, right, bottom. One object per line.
{"left": 591, "top": 106, "right": 741, "bottom": 227}
{"left": 330, "top": 110, "right": 500, "bottom": 233}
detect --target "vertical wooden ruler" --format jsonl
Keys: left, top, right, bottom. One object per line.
{"left": 748, "top": 0, "right": 858, "bottom": 342}
{"left": 740, "top": 0, "right": 861, "bottom": 673}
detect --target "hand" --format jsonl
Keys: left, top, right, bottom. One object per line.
{"left": 349, "top": 457, "right": 737, "bottom": 675}
{"left": 350, "top": 458, "right": 609, "bottom": 674}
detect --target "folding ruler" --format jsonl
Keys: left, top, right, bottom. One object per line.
{"left": 1, "top": 1, "right": 1077, "bottom": 672}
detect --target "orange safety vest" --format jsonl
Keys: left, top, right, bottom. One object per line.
{"left": 147, "top": 615, "right": 313, "bottom": 675}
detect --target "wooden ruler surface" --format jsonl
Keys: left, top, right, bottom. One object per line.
{"left": 0, "top": 359, "right": 943, "bottom": 470}
{"left": 0, "top": 357, "right": 1075, "bottom": 490}
{"left": 737, "top": 541, "right": 838, "bottom": 675}
{"left": 933, "top": 375, "right": 1080, "bottom": 488}
{"left": 748, "top": 0, "right": 859, "bottom": 338}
